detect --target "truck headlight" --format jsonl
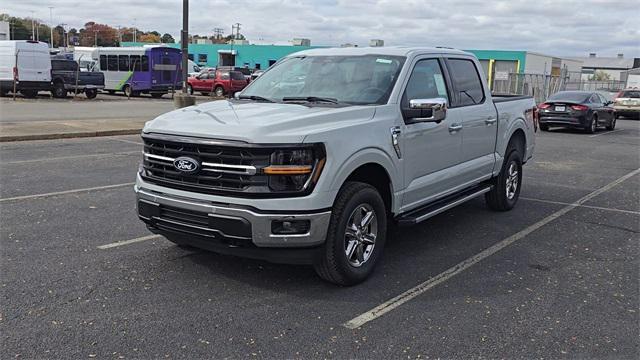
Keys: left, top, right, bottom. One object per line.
{"left": 263, "top": 146, "right": 325, "bottom": 192}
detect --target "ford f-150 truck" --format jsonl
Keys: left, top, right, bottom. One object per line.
{"left": 135, "top": 47, "right": 536, "bottom": 285}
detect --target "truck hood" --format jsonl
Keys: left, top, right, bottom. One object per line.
{"left": 142, "top": 100, "right": 376, "bottom": 143}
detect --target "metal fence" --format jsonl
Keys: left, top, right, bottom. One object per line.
{"left": 492, "top": 71, "right": 627, "bottom": 103}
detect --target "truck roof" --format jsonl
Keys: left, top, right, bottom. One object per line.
{"left": 288, "top": 46, "right": 471, "bottom": 58}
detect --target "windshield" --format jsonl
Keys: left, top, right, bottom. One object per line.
{"left": 241, "top": 55, "right": 406, "bottom": 105}
{"left": 620, "top": 90, "right": 640, "bottom": 98}
{"left": 548, "top": 92, "right": 590, "bottom": 102}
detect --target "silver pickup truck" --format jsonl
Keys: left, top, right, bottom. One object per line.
{"left": 136, "top": 47, "right": 536, "bottom": 285}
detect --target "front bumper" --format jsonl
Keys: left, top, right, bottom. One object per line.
{"left": 135, "top": 181, "right": 332, "bottom": 262}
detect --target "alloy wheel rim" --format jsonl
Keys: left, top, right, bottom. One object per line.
{"left": 344, "top": 204, "right": 378, "bottom": 267}
{"left": 506, "top": 161, "right": 519, "bottom": 200}
{"left": 592, "top": 118, "right": 597, "bottom": 132}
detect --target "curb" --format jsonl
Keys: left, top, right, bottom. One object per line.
{"left": 0, "top": 128, "right": 142, "bottom": 142}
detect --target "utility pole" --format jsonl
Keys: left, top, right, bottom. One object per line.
{"left": 133, "top": 18, "right": 137, "bottom": 43}
{"left": 48, "top": 7, "right": 54, "bottom": 47}
{"left": 174, "top": 0, "right": 195, "bottom": 108}
{"left": 232, "top": 23, "right": 241, "bottom": 40}
{"left": 213, "top": 27, "right": 224, "bottom": 41}
{"left": 60, "top": 23, "right": 67, "bottom": 49}
{"left": 117, "top": 25, "right": 122, "bottom": 45}
{"left": 94, "top": 30, "right": 99, "bottom": 46}
{"left": 36, "top": 20, "right": 39, "bottom": 41}
{"left": 31, "top": 11, "right": 35, "bottom": 40}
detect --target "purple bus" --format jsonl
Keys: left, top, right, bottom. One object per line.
{"left": 92, "top": 46, "right": 182, "bottom": 98}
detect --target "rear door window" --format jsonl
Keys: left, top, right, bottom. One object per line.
{"left": 118, "top": 55, "right": 130, "bottom": 71}
{"left": 107, "top": 55, "right": 118, "bottom": 71}
{"left": 230, "top": 71, "right": 245, "bottom": 80}
{"left": 446, "top": 58, "right": 485, "bottom": 107}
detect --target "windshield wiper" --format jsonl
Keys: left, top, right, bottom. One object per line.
{"left": 238, "top": 95, "right": 275, "bottom": 103}
{"left": 282, "top": 96, "right": 340, "bottom": 104}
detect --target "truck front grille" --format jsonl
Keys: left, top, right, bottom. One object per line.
{"left": 140, "top": 134, "right": 272, "bottom": 196}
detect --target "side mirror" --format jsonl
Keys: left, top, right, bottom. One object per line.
{"left": 403, "top": 98, "right": 447, "bottom": 123}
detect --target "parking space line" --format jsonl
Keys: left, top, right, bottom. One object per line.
{"left": 97, "top": 234, "right": 162, "bottom": 249}
{"left": 2, "top": 151, "right": 140, "bottom": 165}
{"left": 589, "top": 129, "right": 624, "bottom": 138}
{"left": 521, "top": 197, "right": 639, "bottom": 215}
{"left": 0, "top": 182, "right": 134, "bottom": 203}
{"left": 343, "top": 168, "right": 640, "bottom": 330}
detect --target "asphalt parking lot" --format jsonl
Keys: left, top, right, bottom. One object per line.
{"left": 1, "top": 120, "right": 638, "bottom": 358}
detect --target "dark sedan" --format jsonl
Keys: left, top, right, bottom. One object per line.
{"left": 538, "top": 91, "right": 616, "bottom": 133}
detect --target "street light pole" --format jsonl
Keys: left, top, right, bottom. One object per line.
{"left": 30, "top": 11, "right": 35, "bottom": 40}
{"left": 174, "top": 0, "right": 195, "bottom": 108}
{"left": 48, "top": 7, "right": 54, "bottom": 47}
{"left": 94, "top": 30, "right": 99, "bottom": 46}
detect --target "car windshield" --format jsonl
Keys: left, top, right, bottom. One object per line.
{"left": 240, "top": 55, "right": 406, "bottom": 105}
{"left": 620, "top": 90, "right": 640, "bottom": 98}
{"left": 548, "top": 92, "right": 590, "bottom": 102}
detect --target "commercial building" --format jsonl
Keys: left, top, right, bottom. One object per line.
{"left": 122, "top": 41, "right": 319, "bottom": 69}
{"left": 569, "top": 53, "right": 640, "bottom": 81}
{"left": 466, "top": 50, "right": 583, "bottom": 84}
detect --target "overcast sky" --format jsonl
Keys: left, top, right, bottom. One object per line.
{"left": 5, "top": 0, "right": 640, "bottom": 57}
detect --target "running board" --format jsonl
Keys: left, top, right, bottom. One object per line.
{"left": 397, "top": 184, "right": 493, "bottom": 226}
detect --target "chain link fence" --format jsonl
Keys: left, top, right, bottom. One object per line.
{"left": 491, "top": 70, "right": 626, "bottom": 103}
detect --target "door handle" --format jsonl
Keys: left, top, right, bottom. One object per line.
{"left": 448, "top": 123, "right": 463, "bottom": 133}
{"left": 485, "top": 117, "right": 497, "bottom": 125}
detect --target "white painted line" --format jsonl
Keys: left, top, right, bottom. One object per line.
{"left": 0, "top": 182, "right": 135, "bottom": 203}
{"left": 111, "top": 138, "right": 144, "bottom": 145}
{"left": 589, "top": 129, "right": 623, "bottom": 138}
{"left": 343, "top": 168, "right": 640, "bottom": 329}
{"left": 521, "top": 197, "right": 640, "bottom": 215}
{"left": 97, "top": 234, "right": 162, "bottom": 249}
{"left": 2, "top": 151, "right": 139, "bottom": 165}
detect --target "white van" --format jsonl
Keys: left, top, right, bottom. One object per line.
{"left": 0, "top": 40, "right": 52, "bottom": 97}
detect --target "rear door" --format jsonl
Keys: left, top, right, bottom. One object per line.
{"left": 32, "top": 46, "right": 51, "bottom": 82}
{"left": 16, "top": 44, "right": 36, "bottom": 82}
{"left": 445, "top": 57, "right": 497, "bottom": 182}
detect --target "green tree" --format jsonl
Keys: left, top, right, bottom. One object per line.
{"left": 161, "top": 33, "right": 175, "bottom": 43}
{"left": 589, "top": 70, "right": 611, "bottom": 81}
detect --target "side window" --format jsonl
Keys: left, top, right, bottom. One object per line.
{"left": 99, "top": 55, "right": 107, "bottom": 70}
{"left": 118, "top": 55, "right": 130, "bottom": 71}
{"left": 589, "top": 94, "right": 600, "bottom": 103}
{"left": 130, "top": 55, "right": 141, "bottom": 71}
{"left": 220, "top": 71, "right": 230, "bottom": 80}
{"left": 107, "top": 55, "right": 118, "bottom": 71}
{"left": 447, "top": 58, "right": 485, "bottom": 107}
{"left": 402, "top": 58, "right": 449, "bottom": 108}
{"left": 141, "top": 55, "right": 149, "bottom": 72}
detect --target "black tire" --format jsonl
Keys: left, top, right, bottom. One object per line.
{"left": 539, "top": 123, "right": 549, "bottom": 131}
{"left": 150, "top": 93, "right": 164, "bottom": 99}
{"left": 605, "top": 116, "right": 616, "bottom": 130}
{"left": 52, "top": 81, "right": 66, "bottom": 98}
{"left": 214, "top": 86, "right": 224, "bottom": 97}
{"left": 585, "top": 114, "right": 597, "bottom": 134}
{"left": 314, "top": 182, "right": 387, "bottom": 286}
{"left": 85, "top": 89, "right": 98, "bottom": 99}
{"left": 485, "top": 144, "right": 523, "bottom": 211}
{"left": 20, "top": 89, "right": 38, "bottom": 98}
{"left": 187, "top": 85, "right": 193, "bottom": 95}
{"left": 123, "top": 84, "right": 132, "bottom": 98}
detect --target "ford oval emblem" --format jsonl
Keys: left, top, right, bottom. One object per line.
{"left": 173, "top": 156, "right": 200, "bottom": 174}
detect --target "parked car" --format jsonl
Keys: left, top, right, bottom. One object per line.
{"left": 136, "top": 47, "right": 536, "bottom": 285}
{"left": 613, "top": 89, "right": 640, "bottom": 119}
{"left": 251, "top": 69, "right": 265, "bottom": 80}
{"left": 216, "top": 66, "right": 252, "bottom": 81}
{"left": 50, "top": 58, "right": 105, "bottom": 99}
{"left": 187, "top": 69, "right": 248, "bottom": 97}
{"left": 538, "top": 91, "right": 616, "bottom": 133}
{"left": 0, "top": 40, "right": 51, "bottom": 98}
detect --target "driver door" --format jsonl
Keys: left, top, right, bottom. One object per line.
{"left": 400, "top": 57, "right": 465, "bottom": 212}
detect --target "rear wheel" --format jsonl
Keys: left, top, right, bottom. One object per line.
{"left": 123, "top": 84, "right": 132, "bottom": 97}
{"left": 585, "top": 114, "right": 597, "bottom": 134}
{"left": 85, "top": 89, "right": 98, "bottom": 99}
{"left": 314, "top": 182, "right": 387, "bottom": 286}
{"left": 485, "top": 144, "right": 522, "bottom": 211}
{"left": 606, "top": 116, "right": 616, "bottom": 130}
{"left": 214, "top": 86, "right": 224, "bottom": 97}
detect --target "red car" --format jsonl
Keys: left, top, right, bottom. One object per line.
{"left": 187, "top": 69, "right": 248, "bottom": 97}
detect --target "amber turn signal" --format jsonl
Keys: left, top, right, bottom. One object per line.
{"left": 263, "top": 165, "right": 313, "bottom": 175}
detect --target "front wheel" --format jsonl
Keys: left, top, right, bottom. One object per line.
{"left": 485, "top": 146, "right": 522, "bottom": 211}
{"left": 314, "top": 182, "right": 387, "bottom": 286}
{"left": 85, "top": 89, "right": 98, "bottom": 99}
{"left": 52, "top": 82, "right": 66, "bottom": 98}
